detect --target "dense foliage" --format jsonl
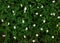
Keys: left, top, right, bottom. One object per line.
{"left": 0, "top": 0, "right": 60, "bottom": 43}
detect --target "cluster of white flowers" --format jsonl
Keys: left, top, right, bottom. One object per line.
{"left": 2, "top": 0, "right": 57, "bottom": 42}
{"left": 50, "top": 13, "right": 55, "bottom": 16}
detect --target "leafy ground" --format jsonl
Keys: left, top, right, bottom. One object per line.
{"left": 0, "top": 0, "right": 60, "bottom": 43}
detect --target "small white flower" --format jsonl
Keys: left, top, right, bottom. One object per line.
{"left": 1, "top": 19, "right": 4, "bottom": 22}
{"left": 36, "top": 34, "right": 39, "bottom": 37}
{"left": 25, "top": 27, "right": 28, "bottom": 31}
{"left": 29, "top": 4, "right": 31, "bottom": 7}
{"left": 32, "top": 40, "right": 35, "bottom": 43}
{"left": 46, "top": 30, "right": 49, "bottom": 33}
{"left": 22, "top": 19, "right": 25, "bottom": 23}
{"left": 52, "top": 0, "right": 55, "bottom": 3}
{"left": 20, "top": 4, "right": 23, "bottom": 7}
{"left": 24, "top": 35, "right": 26, "bottom": 38}
{"left": 2, "top": 35, "right": 6, "bottom": 37}
{"left": 50, "top": 13, "right": 53, "bottom": 15}
{"left": 57, "top": 16, "right": 60, "bottom": 19}
{"left": 40, "top": 14, "right": 42, "bottom": 17}
{"left": 24, "top": 7, "right": 27, "bottom": 13}
{"left": 7, "top": 5, "right": 10, "bottom": 8}
{"left": 13, "top": 36, "right": 16, "bottom": 39}
{"left": 43, "top": 19, "right": 46, "bottom": 23}
{"left": 37, "top": 6, "right": 39, "bottom": 8}
{"left": 40, "top": 28, "right": 43, "bottom": 31}
{"left": 41, "top": 5, "right": 44, "bottom": 8}
{"left": 52, "top": 36, "right": 54, "bottom": 38}
{"left": 56, "top": 24, "right": 58, "bottom": 27}
{"left": 35, "top": 12, "right": 38, "bottom": 15}
{"left": 8, "top": 22, "right": 10, "bottom": 25}
{"left": 24, "top": 7, "right": 27, "bottom": 11}
{"left": 13, "top": 26, "right": 16, "bottom": 29}
{"left": 53, "top": 13, "right": 55, "bottom": 16}
{"left": 33, "top": 24, "right": 36, "bottom": 27}
{"left": 12, "top": 10, "right": 15, "bottom": 13}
